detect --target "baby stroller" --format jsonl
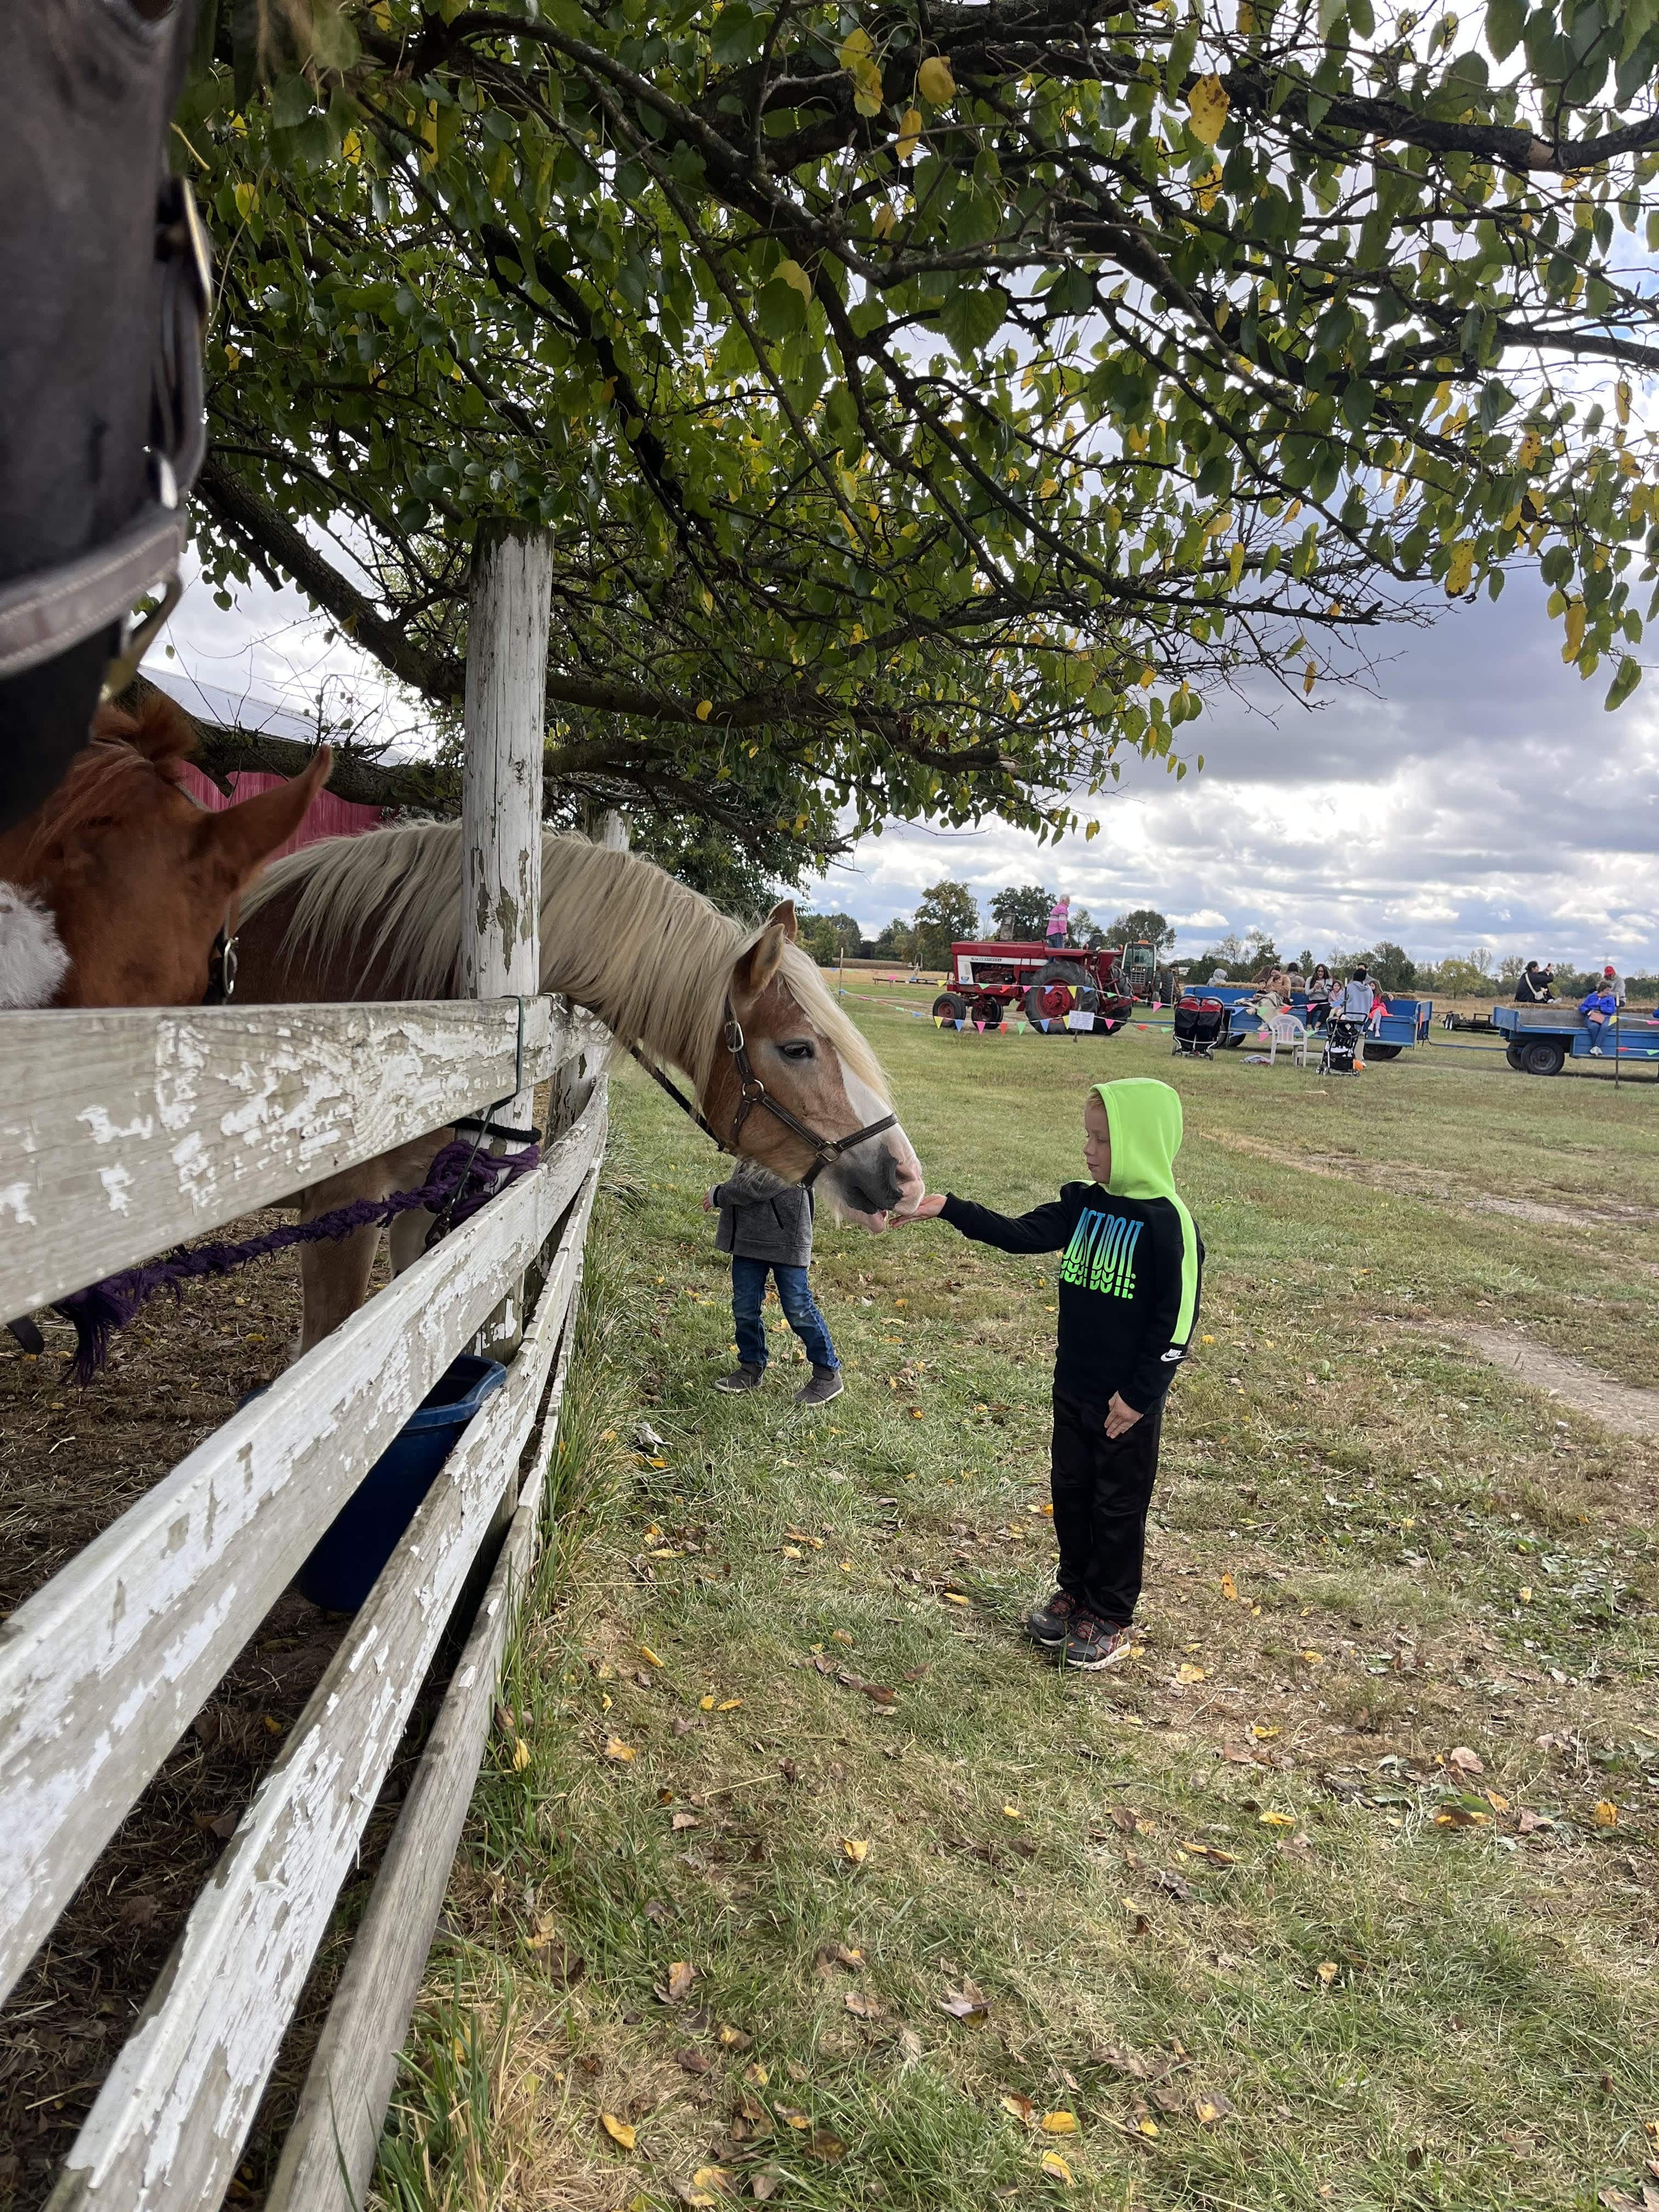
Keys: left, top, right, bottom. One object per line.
{"left": 1321, "top": 1012, "right": 1363, "bottom": 1076}
{"left": 1172, "top": 994, "right": 1227, "bottom": 1058}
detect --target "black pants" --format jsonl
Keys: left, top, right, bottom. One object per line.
{"left": 1049, "top": 1392, "right": 1163, "bottom": 1626}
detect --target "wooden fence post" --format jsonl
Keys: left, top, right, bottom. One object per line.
{"left": 462, "top": 522, "right": 555, "bottom": 1351}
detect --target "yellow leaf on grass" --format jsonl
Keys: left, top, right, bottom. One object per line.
{"left": 896, "top": 106, "right": 923, "bottom": 160}
{"left": 1186, "top": 73, "right": 1231, "bottom": 146}
{"left": 1258, "top": 1810, "right": 1297, "bottom": 1828}
{"left": 605, "top": 1738, "right": 637, "bottom": 1762}
{"left": 1316, "top": 1961, "right": 1339, "bottom": 1985}
{"left": 640, "top": 1646, "right": 663, "bottom": 1667}
{"left": 718, "top": 1697, "right": 743, "bottom": 1711}
{"left": 1040, "top": 2151, "right": 1075, "bottom": 2183}
{"left": 600, "top": 2112, "right": 637, "bottom": 2149}
{"left": 1220, "top": 1572, "right": 1240, "bottom": 1601}
{"left": 842, "top": 1837, "right": 871, "bottom": 1865}
{"left": 943, "top": 1592, "right": 968, "bottom": 1607}
{"left": 1594, "top": 1799, "right": 1619, "bottom": 1826}
{"left": 1177, "top": 1663, "right": 1206, "bottom": 1684}
{"left": 1136, "top": 2115, "right": 1160, "bottom": 2138}
{"left": 1041, "top": 2110, "right": 1078, "bottom": 2134}
{"left": 700, "top": 1695, "right": 716, "bottom": 1711}
{"left": 512, "top": 1737, "right": 532, "bottom": 1771}
{"left": 692, "top": 2168, "right": 732, "bottom": 2193}
{"left": 918, "top": 54, "right": 956, "bottom": 103}
{"left": 1252, "top": 1724, "right": 1280, "bottom": 1740}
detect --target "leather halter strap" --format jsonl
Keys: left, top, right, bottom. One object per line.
{"left": 202, "top": 891, "right": 241, "bottom": 1006}
{"left": 629, "top": 995, "right": 897, "bottom": 1188}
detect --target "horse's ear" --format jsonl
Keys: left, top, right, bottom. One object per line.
{"left": 200, "top": 749, "right": 333, "bottom": 888}
{"left": 766, "top": 899, "right": 798, "bottom": 944}
{"left": 733, "top": 916, "right": 789, "bottom": 1001}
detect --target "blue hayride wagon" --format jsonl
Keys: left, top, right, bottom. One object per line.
{"left": 1492, "top": 1002, "right": 1659, "bottom": 1078}
{"left": 1194, "top": 985, "right": 1434, "bottom": 1060}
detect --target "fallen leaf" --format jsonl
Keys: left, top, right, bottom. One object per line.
{"left": 749, "top": 2172, "right": 781, "bottom": 2201}
{"left": 641, "top": 1646, "right": 664, "bottom": 1667}
{"left": 1002, "top": 1803, "right": 1023, "bottom": 1820}
{"left": 717, "top": 2024, "right": 752, "bottom": 2049}
{"left": 1257, "top": 1810, "right": 1297, "bottom": 1828}
{"left": 1220, "top": 1572, "right": 1240, "bottom": 1601}
{"left": 841, "top": 1837, "right": 870, "bottom": 1865}
{"left": 939, "top": 1978, "right": 991, "bottom": 2022}
{"left": 1040, "top": 2151, "right": 1075, "bottom": 2183}
{"left": 1516, "top": 1808, "right": 1552, "bottom": 1835}
{"left": 897, "top": 2027, "right": 924, "bottom": 2065}
{"left": 1447, "top": 1745, "right": 1485, "bottom": 1776}
{"left": 676, "top": 2047, "right": 712, "bottom": 2074}
{"left": 512, "top": 1737, "right": 532, "bottom": 1771}
{"left": 1001, "top": 2092, "right": 1036, "bottom": 2126}
{"left": 659, "top": 1960, "right": 696, "bottom": 2003}
{"left": 1178, "top": 1841, "right": 1239, "bottom": 1866}
{"left": 1316, "top": 1961, "right": 1339, "bottom": 1985}
{"left": 819, "top": 1943, "right": 864, "bottom": 1971}
{"left": 809, "top": 2131, "right": 847, "bottom": 2162}
{"left": 700, "top": 1695, "right": 716, "bottom": 1711}
{"left": 1041, "top": 2110, "right": 1078, "bottom": 2134}
{"left": 1485, "top": 1790, "right": 1511, "bottom": 1813}
{"left": 943, "top": 1591, "right": 969, "bottom": 1607}
{"left": 1251, "top": 1724, "right": 1280, "bottom": 1741}
{"left": 1176, "top": 1663, "right": 1206, "bottom": 1684}
{"left": 844, "top": 1989, "right": 882, "bottom": 2019}
{"left": 1193, "top": 2090, "right": 1235, "bottom": 2123}
{"left": 717, "top": 1698, "right": 743, "bottom": 1712}
{"left": 1594, "top": 1799, "right": 1620, "bottom": 1826}
{"left": 605, "top": 1737, "right": 637, "bottom": 1763}
{"left": 744, "top": 2061, "right": 770, "bottom": 2086}
{"left": 672, "top": 1812, "right": 701, "bottom": 1831}
{"left": 600, "top": 2112, "right": 637, "bottom": 2149}
{"left": 1435, "top": 1805, "right": 1488, "bottom": 1827}
{"left": 1148, "top": 1866, "right": 1195, "bottom": 1903}
{"left": 831, "top": 1628, "right": 855, "bottom": 1645}
{"left": 691, "top": 2166, "right": 733, "bottom": 2195}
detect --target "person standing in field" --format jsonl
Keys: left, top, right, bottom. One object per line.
{"left": 704, "top": 1166, "right": 843, "bottom": 1404}
{"left": 895, "top": 1079, "right": 1203, "bottom": 1670}
{"left": 1046, "top": 894, "right": 1071, "bottom": 950}
{"left": 1336, "top": 965, "right": 1375, "bottom": 1066}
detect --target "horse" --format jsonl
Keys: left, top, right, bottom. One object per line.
{"left": 232, "top": 822, "right": 924, "bottom": 1351}
{"left": 0, "top": 691, "right": 331, "bottom": 1007}
{"left": 1, "top": 0, "right": 208, "bottom": 837}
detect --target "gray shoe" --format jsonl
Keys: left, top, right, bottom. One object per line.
{"left": 714, "top": 1363, "right": 765, "bottom": 1393}
{"left": 795, "top": 1365, "right": 844, "bottom": 1406}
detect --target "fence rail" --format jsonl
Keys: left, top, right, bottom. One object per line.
{"left": 0, "top": 995, "right": 608, "bottom": 1319}
{"left": 2, "top": 988, "right": 609, "bottom": 2208}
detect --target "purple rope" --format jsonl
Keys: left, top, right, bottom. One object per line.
{"left": 53, "top": 1135, "right": 541, "bottom": 1386}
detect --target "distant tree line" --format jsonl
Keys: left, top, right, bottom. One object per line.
{"left": 799, "top": 887, "right": 1179, "bottom": 973}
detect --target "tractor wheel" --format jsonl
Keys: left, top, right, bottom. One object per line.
{"left": 1365, "top": 1043, "right": 1402, "bottom": 1061}
{"left": 932, "top": 992, "right": 967, "bottom": 1024}
{"left": 1520, "top": 1039, "right": 1566, "bottom": 1076}
{"left": 1024, "top": 980, "right": 1075, "bottom": 1029}
{"left": 970, "top": 993, "right": 1006, "bottom": 1029}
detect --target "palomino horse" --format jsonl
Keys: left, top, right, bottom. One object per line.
{"left": 233, "top": 823, "right": 924, "bottom": 1351}
{"left": 0, "top": 692, "right": 331, "bottom": 1007}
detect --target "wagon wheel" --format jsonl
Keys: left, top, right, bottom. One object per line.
{"left": 932, "top": 992, "right": 967, "bottom": 1024}
{"left": 1519, "top": 1039, "right": 1565, "bottom": 1076}
{"left": 1024, "top": 980, "right": 1075, "bottom": 1028}
{"left": 1364, "top": 1042, "right": 1402, "bottom": 1061}
{"left": 1505, "top": 1043, "right": 1527, "bottom": 1070}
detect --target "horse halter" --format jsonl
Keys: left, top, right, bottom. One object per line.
{"left": 0, "top": 175, "right": 210, "bottom": 690}
{"left": 202, "top": 894, "right": 240, "bottom": 1006}
{"left": 629, "top": 996, "right": 898, "bottom": 1188}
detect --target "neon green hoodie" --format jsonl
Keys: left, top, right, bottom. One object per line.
{"left": 939, "top": 1077, "right": 1205, "bottom": 1414}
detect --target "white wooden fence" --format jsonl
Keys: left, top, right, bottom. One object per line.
{"left": 0, "top": 528, "right": 608, "bottom": 2207}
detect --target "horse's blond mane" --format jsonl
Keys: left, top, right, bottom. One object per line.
{"left": 244, "top": 820, "right": 888, "bottom": 1098}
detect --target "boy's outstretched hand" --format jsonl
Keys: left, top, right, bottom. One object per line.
{"left": 892, "top": 1193, "right": 947, "bottom": 1222}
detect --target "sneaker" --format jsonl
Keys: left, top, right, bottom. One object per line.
{"left": 1590, "top": 1045, "right": 1604, "bottom": 1057}
{"left": 1060, "top": 1613, "right": 1134, "bottom": 1671}
{"left": 714, "top": 1363, "right": 765, "bottom": 1393}
{"left": 795, "top": 1364, "right": 844, "bottom": 1406}
{"left": 1025, "top": 1589, "right": 1084, "bottom": 1646}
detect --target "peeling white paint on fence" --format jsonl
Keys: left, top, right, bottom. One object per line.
{"left": 0, "top": 997, "right": 603, "bottom": 1318}
{"left": 45, "top": 1152, "right": 601, "bottom": 2210}
{"left": 0, "top": 1086, "right": 603, "bottom": 2010}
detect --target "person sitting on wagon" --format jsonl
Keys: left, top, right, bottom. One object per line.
{"left": 1304, "top": 964, "right": 1334, "bottom": 1026}
{"left": 1514, "top": 961, "right": 1554, "bottom": 1003}
{"left": 1046, "top": 894, "right": 1071, "bottom": 951}
{"left": 1578, "top": 981, "right": 1618, "bottom": 1056}
{"left": 1367, "top": 979, "right": 1390, "bottom": 1030}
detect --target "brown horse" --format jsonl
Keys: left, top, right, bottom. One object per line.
{"left": 0, "top": 692, "right": 331, "bottom": 1008}
{"left": 234, "top": 822, "right": 923, "bottom": 1351}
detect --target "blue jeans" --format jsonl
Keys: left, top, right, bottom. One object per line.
{"left": 731, "top": 1259, "right": 837, "bottom": 1372}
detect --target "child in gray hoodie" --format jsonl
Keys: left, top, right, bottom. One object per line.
{"left": 704, "top": 1165, "right": 843, "bottom": 1404}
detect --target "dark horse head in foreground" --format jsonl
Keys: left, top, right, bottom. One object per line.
{"left": 0, "top": 0, "right": 206, "bottom": 837}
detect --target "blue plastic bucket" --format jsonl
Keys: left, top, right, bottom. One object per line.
{"left": 292, "top": 1353, "right": 507, "bottom": 1612}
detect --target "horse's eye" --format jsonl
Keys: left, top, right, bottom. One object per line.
{"left": 778, "top": 1041, "right": 816, "bottom": 1063}
{"left": 127, "top": 0, "right": 180, "bottom": 16}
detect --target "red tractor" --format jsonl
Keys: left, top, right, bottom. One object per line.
{"left": 932, "top": 938, "right": 1154, "bottom": 1032}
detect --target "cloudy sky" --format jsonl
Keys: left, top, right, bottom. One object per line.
{"left": 157, "top": 552, "right": 1657, "bottom": 974}
{"left": 797, "top": 573, "right": 1659, "bottom": 970}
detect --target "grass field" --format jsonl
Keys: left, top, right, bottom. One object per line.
{"left": 375, "top": 1010, "right": 1659, "bottom": 2212}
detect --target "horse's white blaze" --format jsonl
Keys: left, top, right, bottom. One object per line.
{"left": 0, "top": 883, "right": 69, "bottom": 1008}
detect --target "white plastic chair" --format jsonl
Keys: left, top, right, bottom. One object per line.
{"left": 1267, "top": 1013, "right": 1308, "bottom": 1066}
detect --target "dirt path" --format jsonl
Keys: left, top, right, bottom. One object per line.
{"left": 1433, "top": 1323, "right": 1659, "bottom": 1440}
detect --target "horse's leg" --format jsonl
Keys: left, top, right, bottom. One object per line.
{"left": 386, "top": 1132, "right": 448, "bottom": 1276}
{"left": 290, "top": 1135, "right": 448, "bottom": 1355}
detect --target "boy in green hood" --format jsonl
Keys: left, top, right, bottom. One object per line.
{"left": 898, "top": 1077, "right": 1203, "bottom": 1669}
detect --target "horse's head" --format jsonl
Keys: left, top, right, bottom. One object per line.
{"left": 0, "top": 694, "right": 331, "bottom": 1008}
{"left": 0, "top": 0, "right": 205, "bottom": 834}
{"left": 701, "top": 902, "right": 923, "bottom": 1229}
